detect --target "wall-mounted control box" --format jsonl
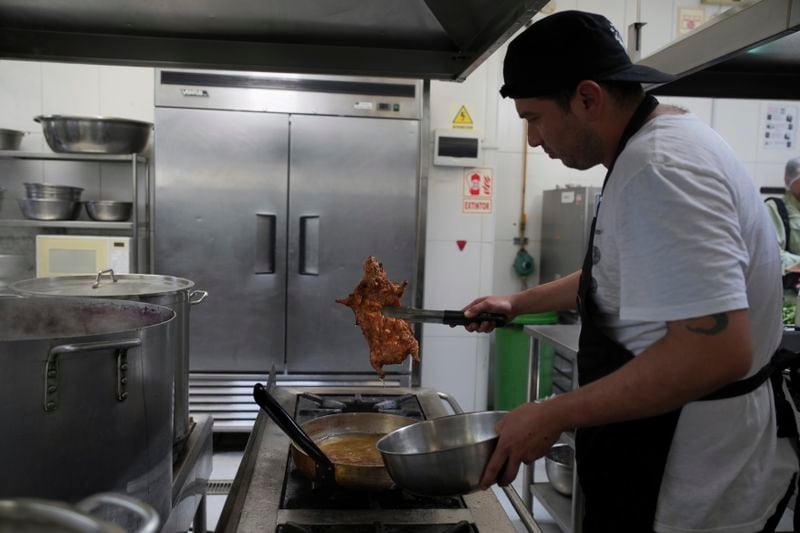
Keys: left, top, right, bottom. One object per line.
{"left": 433, "top": 129, "right": 481, "bottom": 166}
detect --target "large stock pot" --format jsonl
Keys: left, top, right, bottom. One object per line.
{"left": 0, "top": 297, "right": 175, "bottom": 522}
{"left": 12, "top": 270, "right": 207, "bottom": 445}
{"left": 0, "top": 492, "right": 159, "bottom": 533}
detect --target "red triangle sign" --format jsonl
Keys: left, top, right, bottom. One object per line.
{"left": 456, "top": 240, "right": 467, "bottom": 251}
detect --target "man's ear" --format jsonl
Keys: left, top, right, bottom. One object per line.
{"left": 572, "top": 80, "right": 604, "bottom": 120}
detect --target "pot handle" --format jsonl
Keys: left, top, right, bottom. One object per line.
{"left": 44, "top": 338, "right": 142, "bottom": 412}
{"left": 436, "top": 392, "right": 544, "bottom": 533}
{"left": 76, "top": 492, "right": 160, "bottom": 533}
{"left": 253, "top": 383, "right": 336, "bottom": 487}
{"left": 92, "top": 269, "right": 118, "bottom": 289}
{"left": 189, "top": 289, "right": 208, "bottom": 305}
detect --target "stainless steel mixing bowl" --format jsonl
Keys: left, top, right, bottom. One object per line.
{"left": 18, "top": 198, "right": 82, "bottom": 221}
{"left": 34, "top": 115, "right": 152, "bottom": 154}
{"left": 85, "top": 201, "right": 133, "bottom": 222}
{"left": 24, "top": 183, "right": 83, "bottom": 201}
{"left": 0, "top": 128, "right": 24, "bottom": 150}
{"left": 376, "top": 410, "right": 507, "bottom": 497}
{"left": 545, "top": 443, "right": 574, "bottom": 496}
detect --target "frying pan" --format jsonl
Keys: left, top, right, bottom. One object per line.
{"left": 253, "top": 383, "right": 416, "bottom": 491}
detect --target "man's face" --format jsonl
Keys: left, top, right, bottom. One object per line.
{"left": 789, "top": 177, "right": 800, "bottom": 201}
{"left": 514, "top": 96, "right": 603, "bottom": 170}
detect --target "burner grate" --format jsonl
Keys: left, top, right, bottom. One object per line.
{"left": 280, "top": 455, "right": 467, "bottom": 511}
{"left": 294, "top": 393, "right": 423, "bottom": 424}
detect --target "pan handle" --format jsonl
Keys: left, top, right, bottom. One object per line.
{"left": 436, "top": 391, "right": 544, "bottom": 533}
{"left": 252, "top": 383, "right": 335, "bottom": 486}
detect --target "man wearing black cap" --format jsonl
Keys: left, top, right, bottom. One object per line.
{"left": 463, "top": 10, "right": 799, "bottom": 533}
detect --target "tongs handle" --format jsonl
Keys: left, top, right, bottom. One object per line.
{"left": 252, "top": 383, "right": 335, "bottom": 486}
{"left": 444, "top": 310, "right": 507, "bottom": 328}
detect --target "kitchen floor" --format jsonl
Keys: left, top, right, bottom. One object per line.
{"left": 204, "top": 439, "right": 794, "bottom": 533}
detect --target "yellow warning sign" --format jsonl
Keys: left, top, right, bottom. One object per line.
{"left": 452, "top": 105, "right": 474, "bottom": 129}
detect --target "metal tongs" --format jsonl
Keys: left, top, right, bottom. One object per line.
{"left": 381, "top": 306, "right": 507, "bottom": 328}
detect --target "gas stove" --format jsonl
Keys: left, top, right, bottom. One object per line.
{"left": 215, "top": 386, "right": 519, "bottom": 533}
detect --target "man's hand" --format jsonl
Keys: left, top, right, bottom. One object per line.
{"left": 787, "top": 262, "right": 800, "bottom": 274}
{"left": 479, "top": 401, "right": 566, "bottom": 489}
{"left": 463, "top": 295, "right": 515, "bottom": 333}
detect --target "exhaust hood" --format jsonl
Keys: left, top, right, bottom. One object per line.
{"left": 0, "top": 0, "right": 546, "bottom": 81}
{"left": 639, "top": 0, "right": 800, "bottom": 99}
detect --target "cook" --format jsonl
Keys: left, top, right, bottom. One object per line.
{"left": 765, "top": 156, "right": 800, "bottom": 297}
{"left": 462, "top": 11, "right": 799, "bottom": 533}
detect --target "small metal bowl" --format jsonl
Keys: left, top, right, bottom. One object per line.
{"left": 34, "top": 115, "right": 152, "bottom": 154}
{"left": 85, "top": 201, "right": 133, "bottom": 222}
{"left": 24, "top": 183, "right": 83, "bottom": 201}
{"left": 0, "top": 129, "right": 24, "bottom": 150}
{"left": 545, "top": 443, "right": 574, "bottom": 496}
{"left": 17, "top": 198, "right": 82, "bottom": 221}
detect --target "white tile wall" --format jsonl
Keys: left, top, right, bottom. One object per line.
{"left": 712, "top": 99, "right": 761, "bottom": 162}
{"left": 0, "top": 61, "right": 42, "bottom": 132}
{"left": 42, "top": 63, "right": 101, "bottom": 117}
{"left": 99, "top": 66, "right": 155, "bottom": 121}
{"left": 420, "top": 335, "right": 480, "bottom": 412}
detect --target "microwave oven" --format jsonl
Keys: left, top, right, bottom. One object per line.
{"left": 36, "top": 235, "right": 133, "bottom": 277}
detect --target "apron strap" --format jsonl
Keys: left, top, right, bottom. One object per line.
{"left": 698, "top": 348, "right": 800, "bottom": 401}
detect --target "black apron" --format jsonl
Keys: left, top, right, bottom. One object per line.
{"left": 574, "top": 94, "right": 800, "bottom": 532}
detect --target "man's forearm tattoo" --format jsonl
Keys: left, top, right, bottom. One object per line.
{"left": 686, "top": 313, "right": 729, "bottom": 335}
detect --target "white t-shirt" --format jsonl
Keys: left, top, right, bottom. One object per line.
{"left": 592, "top": 112, "right": 798, "bottom": 533}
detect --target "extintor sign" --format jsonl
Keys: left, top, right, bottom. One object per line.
{"left": 462, "top": 168, "right": 493, "bottom": 214}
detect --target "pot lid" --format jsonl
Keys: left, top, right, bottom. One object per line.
{"left": 12, "top": 271, "right": 195, "bottom": 297}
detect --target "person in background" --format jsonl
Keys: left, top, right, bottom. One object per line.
{"left": 463, "top": 11, "right": 799, "bottom": 533}
{"left": 766, "top": 156, "right": 800, "bottom": 296}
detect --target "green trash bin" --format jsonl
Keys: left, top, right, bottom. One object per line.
{"left": 494, "top": 312, "right": 558, "bottom": 411}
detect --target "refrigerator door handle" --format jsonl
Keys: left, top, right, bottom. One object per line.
{"left": 299, "top": 215, "right": 319, "bottom": 276}
{"left": 255, "top": 213, "right": 276, "bottom": 274}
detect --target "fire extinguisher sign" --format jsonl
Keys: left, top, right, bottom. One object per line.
{"left": 462, "top": 167, "right": 493, "bottom": 214}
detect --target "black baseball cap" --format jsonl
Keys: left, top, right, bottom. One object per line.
{"left": 500, "top": 11, "right": 674, "bottom": 98}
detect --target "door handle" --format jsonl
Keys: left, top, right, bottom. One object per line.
{"left": 299, "top": 215, "right": 319, "bottom": 276}
{"left": 255, "top": 214, "right": 276, "bottom": 274}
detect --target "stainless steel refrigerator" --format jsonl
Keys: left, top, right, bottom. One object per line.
{"left": 154, "top": 71, "right": 422, "bottom": 429}
{"left": 539, "top": 186, "right": 599, "bottom": 284}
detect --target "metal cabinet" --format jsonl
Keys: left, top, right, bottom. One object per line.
{"left": 524, "top": 324, "right": 584, "bottom": 533}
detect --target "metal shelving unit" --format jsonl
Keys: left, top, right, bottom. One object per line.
{"left": 0, "top": 150, "right": 150, "bottom": 272}
{"left": 531, "top": 482, "right": 573, "bottom": 533}
{"left": 0, "top": 220, "right": 132, "bottom": 230}
{"left": 524, "top": 324, "right": 583, "bottom": 533}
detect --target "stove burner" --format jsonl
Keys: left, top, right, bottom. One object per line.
{"left": 294, "top": 393, "right": 424, "bottom": 426}
{"left": 281, "top": 458, "right": 466, "bottom": 511}
{"left": 299, "top": 392, "right": 417, "bottom": 412}
{"left": 276, "top": 521, "right": 477, "bottom": 532}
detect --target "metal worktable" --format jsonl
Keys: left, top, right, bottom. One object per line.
{"left": 524, "top": 325, "right": 583, "bottom": 533}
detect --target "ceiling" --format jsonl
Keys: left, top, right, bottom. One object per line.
{"left": 0, "top": 0, "right": 547, "bottom": 80}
